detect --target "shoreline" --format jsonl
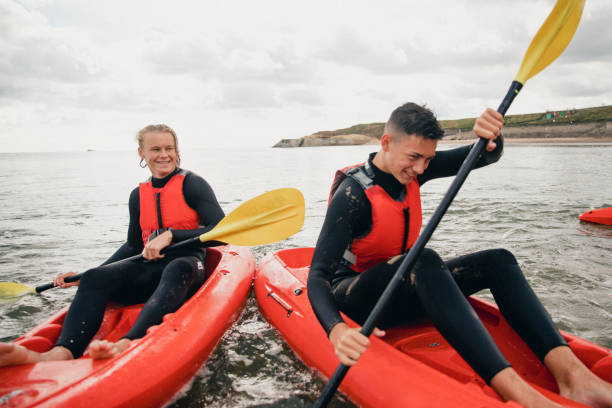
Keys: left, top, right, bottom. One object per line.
{"left": 439, "top": 136, "right": 612, "bottom": 145}
{"left": 274, "top": 117, "right": 612, "bottom": 148}
{"left": 274, "top": 136, "right": 612, "bottom": 148}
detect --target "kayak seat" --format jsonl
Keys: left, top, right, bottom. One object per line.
{"left": 385, "top": 301, "right": 561, "bottom": 392}
{"left": 77, "top": 251, "right": 224, "bottom": 354}
{"left": 90, "top": 304, "right": 143, "bottom": 344}
{"left": 387, "top": 325, "right": 477, "bottom": 383}
{"left": 81, "top": 251, "right": 224, "bottom": 347}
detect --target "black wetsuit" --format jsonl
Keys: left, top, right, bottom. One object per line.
{"left": 55, "top": 168, "right": 224, "bottom": 358}
{"left": 307, "top": 140, "right": 567, "bottom": 383}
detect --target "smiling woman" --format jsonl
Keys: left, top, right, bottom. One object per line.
{"left": 137, "top": 124, "right": 181, "bottom": 178}
{"left": 0, "top": 123, "right": 226, "bottom": 366}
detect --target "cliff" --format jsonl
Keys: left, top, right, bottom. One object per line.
{"left": 274, "top": 105, "right": 612, "bottom": 147}
{"left": 274, "top": 133, "right": 378, "bottom": 148}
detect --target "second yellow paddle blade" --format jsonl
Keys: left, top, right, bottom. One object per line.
{"left": 515, "top": 0, "right": 585, "bottom": 84}
{"left": 199, "top": 188, "right": 305, "bottom": 246}
{"left": 0, "top": 282, "right": 36, "bottom": 298}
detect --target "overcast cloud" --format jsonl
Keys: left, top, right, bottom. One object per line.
{"left": 0, "top": 0, "right": 610, "bottom": 152}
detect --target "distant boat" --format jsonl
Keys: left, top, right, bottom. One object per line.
{"left": 579, "top": 207, "right": 612, "bottom": 226}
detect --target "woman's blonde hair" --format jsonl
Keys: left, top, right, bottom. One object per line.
{"left": 136, "top": 124, "right": 180, "bottom": 165}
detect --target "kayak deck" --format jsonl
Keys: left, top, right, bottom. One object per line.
{"left": 0, "top": 245, "right": 255, "bottom": 408}
{"left": 255, "top": 247, "right": 612, "bottom": 408}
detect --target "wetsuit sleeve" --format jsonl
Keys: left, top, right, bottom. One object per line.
{"left": 418, "top": 135, "right": 503, "bottom": 185}
{"left": 101, "top": 187, "right": 143, "bottom": 265}
{"left": 480, "top": 134, "right": 504, "bottom": 165}
{"left": 308, "top": 177, "right": 371, "bottom": 336}
{"left": 172, "top": 172, "right": 225, "bottom": 243}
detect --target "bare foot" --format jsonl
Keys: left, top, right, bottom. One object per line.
{"left": 558, "top": 368, "right": 612, "bottom": 408}
{"left": 545, "top": 346, "right": 612, "bottom": 408}
{"left": 0, "top": 342, "right": 38, "bottom": 366}
{"left": 89, "top": 339, "right": 131, "bottom": 360}
{"left": 0, "top": 342, "right": 73, "bottom": 367}
{"left": 491, "top": 367, "right": 562, "bottom": 408}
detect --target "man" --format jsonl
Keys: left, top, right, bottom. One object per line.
{"left": 307, "top": 102, "right": 612, "bottom": 408}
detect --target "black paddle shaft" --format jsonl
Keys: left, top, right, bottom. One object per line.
{"left": 313, "top": 81, "right": 523, "bottom": 408}
{"left": 34, "top": 235, "right": 203, "bottom": 293}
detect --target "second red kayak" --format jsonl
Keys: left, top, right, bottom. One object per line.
{"left": 579, "top": 207, "right": 612, "bottom": 225}
{"left": 255, "top": 247, "right": 612, "bottom": 408}
{"left": 0, "top": 245, "right": 255, "bottom": 408}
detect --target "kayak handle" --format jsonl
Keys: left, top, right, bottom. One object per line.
{"left": 267, "top": 291, "right": 293, "bottom": 317}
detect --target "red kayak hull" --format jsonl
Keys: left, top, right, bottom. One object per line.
{"left": 255, "top": 247, "right": 612, "bottom": 408}
{"left": 0, "top": 245, "right": 255, "bottom": 408}
{"left": 579, "top": 207, "right": 612, "bottom": 225}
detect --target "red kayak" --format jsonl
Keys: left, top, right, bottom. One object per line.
{"left": 0, "top": 245, "right": 255, "bottom": 408}
{"left": 255, "top": 247, "right": 612, "bottom": 408}
{"left": 579, "top": 207, "right": 612, "bottom": 226}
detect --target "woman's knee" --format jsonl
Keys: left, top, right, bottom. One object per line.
{"left": 162, "top": 258, "right": 201, "bottom": 283}
{"left": 79, "top": 267, "right": 113, "bottom": 290}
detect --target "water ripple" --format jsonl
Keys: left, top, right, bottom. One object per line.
{"left": 1, "top": 146, "right": 610, "bottom": 407}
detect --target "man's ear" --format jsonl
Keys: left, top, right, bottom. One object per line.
{"left": 380, "top": 133, "right": 393, "bottom": 152}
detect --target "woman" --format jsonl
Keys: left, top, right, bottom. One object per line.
{"left": 308, "top": 103, "right": 612, "bottom": 408}
{"left": 0, "top": 124, "right": 224, "bottom": 364}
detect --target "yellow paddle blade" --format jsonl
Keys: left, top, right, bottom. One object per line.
{"left": 515, "top": 0, "right": 585, "bottom": 84}
{"left": 0, "top": 282, "right": 36, "bottom": 298}
{"left": 199, "top": 188, "right": 305, "bottom": 246}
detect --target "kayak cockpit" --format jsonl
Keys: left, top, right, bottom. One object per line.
{"left": 13, "top": 247, "right": 224, "bottom": 357}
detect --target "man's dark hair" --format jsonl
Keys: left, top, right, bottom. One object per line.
{"left": 386, "top": 102, "right": 444, "bottom": 140}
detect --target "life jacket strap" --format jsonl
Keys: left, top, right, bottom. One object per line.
{"left": 344, "top": 166, "right": 374, "bottom": 190}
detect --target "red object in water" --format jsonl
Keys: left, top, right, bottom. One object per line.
{"left": 579, "top": 207, "right": 612, "bottom": 226}
{"left": 0, "top": 245, "right": 255, "bottom": 408}
{"left": 255, "top": 247, "right": 612, "bottom": 408}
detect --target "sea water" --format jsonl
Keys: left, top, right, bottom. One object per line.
{"left": 1, "top": 143, "right": 611, "bottom": 407}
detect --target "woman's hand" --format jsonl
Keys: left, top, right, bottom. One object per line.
{"left": 142, "top": 230, "right": 173, "bottom": 260}
{"left": 473, "top": 108, "right": 504, "bottom": 152}
{"left": 53, "top": 272, "right": 79, "bottom": 288}
{"left": 329, "top": 322, "right": 386, "bottom": 366}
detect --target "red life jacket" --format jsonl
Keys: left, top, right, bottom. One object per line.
{"left": 139, "top": 169, "right": 200, "bottom": 245}
{"left": 330, "top": 160, "right": 422, "bottom": 272}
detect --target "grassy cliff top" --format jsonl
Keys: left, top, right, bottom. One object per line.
{"left": 310, "top": 105, "right": 612, "bottom": 140}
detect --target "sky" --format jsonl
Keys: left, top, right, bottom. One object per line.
{"left": 1, "top": 0, "right": 611, "bottom": 152}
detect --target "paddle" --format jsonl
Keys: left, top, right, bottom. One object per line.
{"left": 313, "top": 1, "right": 585, "bottom": 406}
{"left": 0, "top": 187, "right": 305, "bottom": 298}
